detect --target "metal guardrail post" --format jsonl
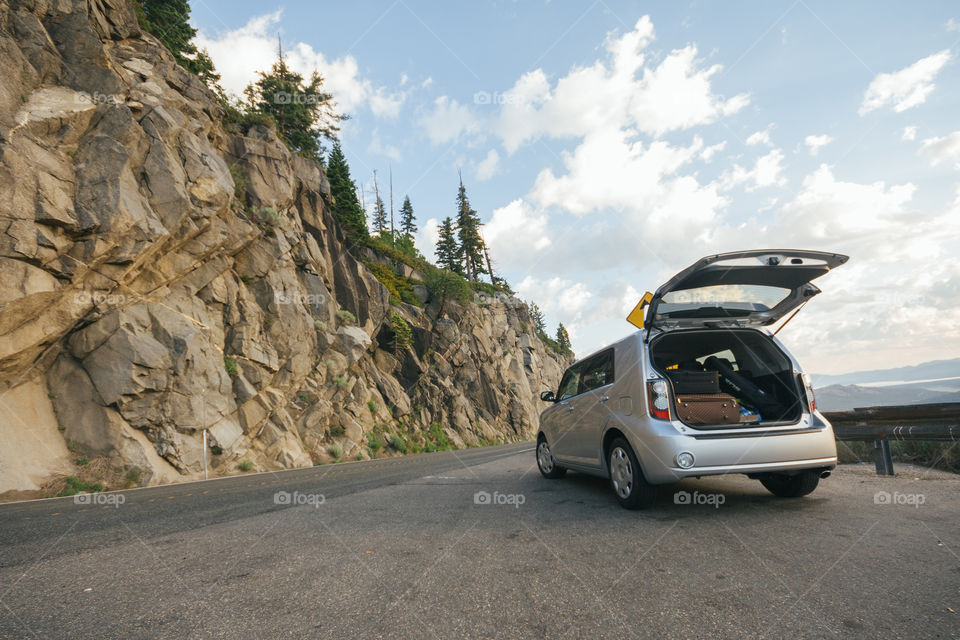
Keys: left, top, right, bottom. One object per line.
{"left": 873, "top": 439, "right": 894, "bottom": 476}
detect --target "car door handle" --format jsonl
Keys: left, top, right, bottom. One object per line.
{"left": 599, "top": 395, "right": 609, "bottom": 403}
{"left": 566, "top": 404, "right": 575, "bottom": 412}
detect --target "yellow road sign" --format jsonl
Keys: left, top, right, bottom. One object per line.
{"left": 626, "top": 291, "right": 654, "bottom": 329}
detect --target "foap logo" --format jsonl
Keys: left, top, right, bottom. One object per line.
{"left": 74, "top": 291, "right": 127, "bottom": 306}
{"left": 74, "top": 493, "right": 125, "bottom": 508}
{"left": 274, "top": 491, "right": 326, "bottom": 508}
{"left": 274, "top": 91, "right": 326, "bottom": 105}
{"left": 873, "top": 491, "right": 925, "bottom": 508}
{"left": 674, "top": 490, "right": 725, "bottom": 508}
{"left": 274, "top": 291, "right": 326, "bottom": 306}
{"left": 472, "top": 90, "right": 528, "bottom": 106}
{"left": 473, "top": 490, "right": 525, "bottom": 509}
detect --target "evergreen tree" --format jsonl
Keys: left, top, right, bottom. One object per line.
{"left": 399, "top": 196, "right": 417, "bottom": 238}
{"left": 372, "top": 195, "right": 389, "bottom": 234}
{"left": 528, "top": 302, "right": 546, "bottom": 337}
{"left": 244, "top": 54, "right": 343, "bottom": 161}
{"left": 556, "top": 323, "right": 572, "bottom": 353}
{"left": 326, "top": 142, "right": 368, "bottom": 239}
{"left": 435, "top": 217, "right": 460, "bottom": 273}
{"left": 455, "top": 176, "right": 486, "bottom": 282}
{"left": 136, "top": 0, "right": 217, "bottom": 81}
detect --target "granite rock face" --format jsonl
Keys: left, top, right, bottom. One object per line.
{"left": 0, "top": 0, "right": 570, "bottom": 489}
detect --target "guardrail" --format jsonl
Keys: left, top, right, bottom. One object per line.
{"left": 822, "top": 402, "right": 960, "bottom": 475}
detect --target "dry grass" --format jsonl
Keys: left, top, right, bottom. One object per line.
{"left": 40, "top": 456, "right": 137, "bottom": 497}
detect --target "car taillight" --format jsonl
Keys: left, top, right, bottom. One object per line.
{"left": 801, "top": 373, "right": 816, "bottom": 412}
{"left": 647, "top": 379, "right": 671, "bottom": 420}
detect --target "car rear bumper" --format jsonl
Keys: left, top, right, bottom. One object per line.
{"left": 620, "top": 415, "right": 838, "bottom": 484}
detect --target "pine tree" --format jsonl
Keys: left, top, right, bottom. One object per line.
{"left": 528, "top": 302, "right": 546, "bottom": 337}
{"left": 136, "top": 0, "right": 217, "bottom": 82}
{"left": 372, "top": 195, "right": 388, "bottom": 234}
{"left": 556, "top": 323, "right": 572, "bottom": 353}
{"left": 399, "top": 196, "right": 417, "bottom": 238}
{"left": 435, "top": 217, "right": 460, "bottom": 273}
{"left": 326, "top": 142, "right": 368, "bottom": 239}
{"left": 455, "top": 175, "right": 486, "bottom": 282}
{"left": 244, "top": 50, "right": 343, "bottom": 161}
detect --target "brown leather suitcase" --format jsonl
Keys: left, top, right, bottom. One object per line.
{"left": 676, "top": 393, "right": 739, "bottom": 426}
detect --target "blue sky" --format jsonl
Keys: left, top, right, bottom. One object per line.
{"left": 193, "top": 1, "right": 960, "bottom": 374}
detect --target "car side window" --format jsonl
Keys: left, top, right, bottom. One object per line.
{"left": 580, "top": 349, "right": 615, "bottom": 393}
{"left": 556, "top": 365, "right": 583, "bottom": 400}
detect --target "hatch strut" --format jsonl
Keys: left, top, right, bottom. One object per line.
{"left": 773, "top": 301, "right": 808, "bottom": 335}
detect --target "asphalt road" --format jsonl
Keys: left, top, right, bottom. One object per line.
{"left": 0, "top": 443, "right": 958, "bottom": 639}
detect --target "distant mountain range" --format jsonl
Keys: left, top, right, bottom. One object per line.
{"left": 811, "top": 357, "right": 960, "bottom": 411}
{"left": 810, "top": 357, "right": 960, "bottom": 387}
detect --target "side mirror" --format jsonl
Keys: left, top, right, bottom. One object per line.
{"left": 540, "top": 390, "right": 556, "bottom": 402}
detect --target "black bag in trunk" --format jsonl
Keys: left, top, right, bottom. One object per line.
{"left": 667, "top": 370, "right": 720, "bottom": 395}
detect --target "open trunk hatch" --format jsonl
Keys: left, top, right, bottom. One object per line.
{"left": 645, "top": 249, "right": 848, "bottom": 331}
{"left": 650, "top": 329, "right": 805, "bottom": 429}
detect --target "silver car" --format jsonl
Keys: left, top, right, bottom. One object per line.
{"left": 536, "top": 249, "right": 848, "bottom": 509}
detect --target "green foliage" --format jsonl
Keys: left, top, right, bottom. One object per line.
{"left": 455, "top": 177, "right": 486, "bottom": 282}
{"left": 326, "top": 142, "right": 368, "bottom": 239}
{"left": 260, "top": 207, "right": 281, "bottom": 226}
{"left": 335, "top": 309, "right": 356, "bottom": 325}
{"left": 423, "top": 267, "right": 472, "bottom": 312}
{"left": 57, "top": 476, "right": 104, "bottom": 497}
{"left": 555, "top": 323, "right": 572, "bottom": 354}
{"left": 332, "top": 375, "right": 348, "bottom": 389}
{"left": 237, "top": 460, "right": 253, "bottom": 472}
{"left": 366, "top": 432, "right": 383, "bottom": 452}
{"left": 243, "top": 55, "right": 343, "bottom": 161}
{"left": 390, "top": 312, "right": 413, "bottom": 352}
{"left": 389, "top": 434, "right": 407, "bottom": 453}
{"left": 435, "top": 216, "right": 460, "bottom": 273}
{"left": 298, "top": 393, "right": 310, "bottom": 403}
{"left": 528, "top": 301, "right": 546, "bottom": 335}
{"left": 224, "top": 356, "right": 239, "bottom": 377}
{"left": 372, "top": 195, "right": 388, "bottom": 234}
{"left": 329, "top": 424, "right": 345, "bottom": 437}
{"left": 314, "top": 319, "right": 326, "bottom": 331}
{"left": 367, "top": 400, "right": 380, "bottom": 413}
{"left": 355, "top": 453, "right": 364, "bottom": 461}
{"left": 76, "top": 456, "right": 89, "bottom": 467}
{"left": 328, "top": 443, "right": 343, "bottom": 459}
{"left": 229, "top": 164, "right": 249, "bottom": 202}
{"left": 135, "top": 0, "right": 218, "bottom": 82}
{"left": 364, "top": 261, "right": 420, "bottom": 306}
{"left": 399, "top": 196, "right": 417, "bottom": 237}
{"left": 125, "top": 467, "right": 144, "bottom": 487}
{"left": 424, "top": 422, "right": 453, "bottom": 452}
{"left": 360, "top": 236, "right": 430, "bottom": 272}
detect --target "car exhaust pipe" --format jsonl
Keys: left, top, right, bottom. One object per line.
{"left": 819, "top": 470, "right": 831, "bottom": 479}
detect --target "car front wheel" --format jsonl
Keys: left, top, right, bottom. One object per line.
{"left": 608, "top": 438, "right": 656, "bottom": 509}
{"left": 536, "top": 437, "right": 566, "bottom": 479}
{"left": 759, "top": 470, "right": 820, "bottom": 498}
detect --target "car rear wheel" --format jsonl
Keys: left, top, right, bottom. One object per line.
{"left": 536, "top": 437, "right": 566, "bottom": 479}
{"left": 608, "top": 437, "right": 656, "bottom": 509}
{"left": 759, "top": 470, "right": 820, "bottom": 498}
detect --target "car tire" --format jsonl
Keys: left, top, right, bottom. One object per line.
{"left": 759, "top": 470, "right": 820, "bottom": 498}
{"left": 607, "top": 437, "right": 656, "bottom": 509}
{"left": 536, "top": 436, "right": 566, "bottom": 479}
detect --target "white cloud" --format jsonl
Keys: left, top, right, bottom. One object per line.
{"left": 421, "top": 77, "right": 434, "bottom": 88}
{"left": 902, "top": 125, "right": 918, "bottom": 141}
{"left": 859, "top": 50, "right": 951, "bottom": 115}
{"left": 746, "top": 129, "right": 772, "bottom": 146}
{"left": 919, "top": 131, "right": 960, "bottom": 167}
{"left": 474, "top": 149, "right": 501, "bottom": 181}
{"left": 195, "top": 12, "right": 402, "bottom": 116}
{"left": 947, "top": 18, "right": 960, "bottom": 32}
{"left": 804, "top": 134, "right": 834, "bottom": 156}
{"left": 483, "top": 199, "right": 551, "bottom": 272}
{"left": 493, "top": 16, "right": 748, "bottom": 153}
{"left": 721, "top": 148, "right": 787, "bottom": 191}
{"left": 417, "top": 96, "right": 481, "bottom": 144}
{"left": 415, "top": 218, "right": 440, "bottom": 260}
{"left": 700, "top": 141, "right": 726, "bottom": 162}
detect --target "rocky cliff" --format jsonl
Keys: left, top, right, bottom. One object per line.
{"left": 0, "top": 0, "right": 569, "bottom": 493}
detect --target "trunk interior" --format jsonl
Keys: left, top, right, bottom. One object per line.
{"left": 649, "top": 329, "right": 804, "bottom": 429}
